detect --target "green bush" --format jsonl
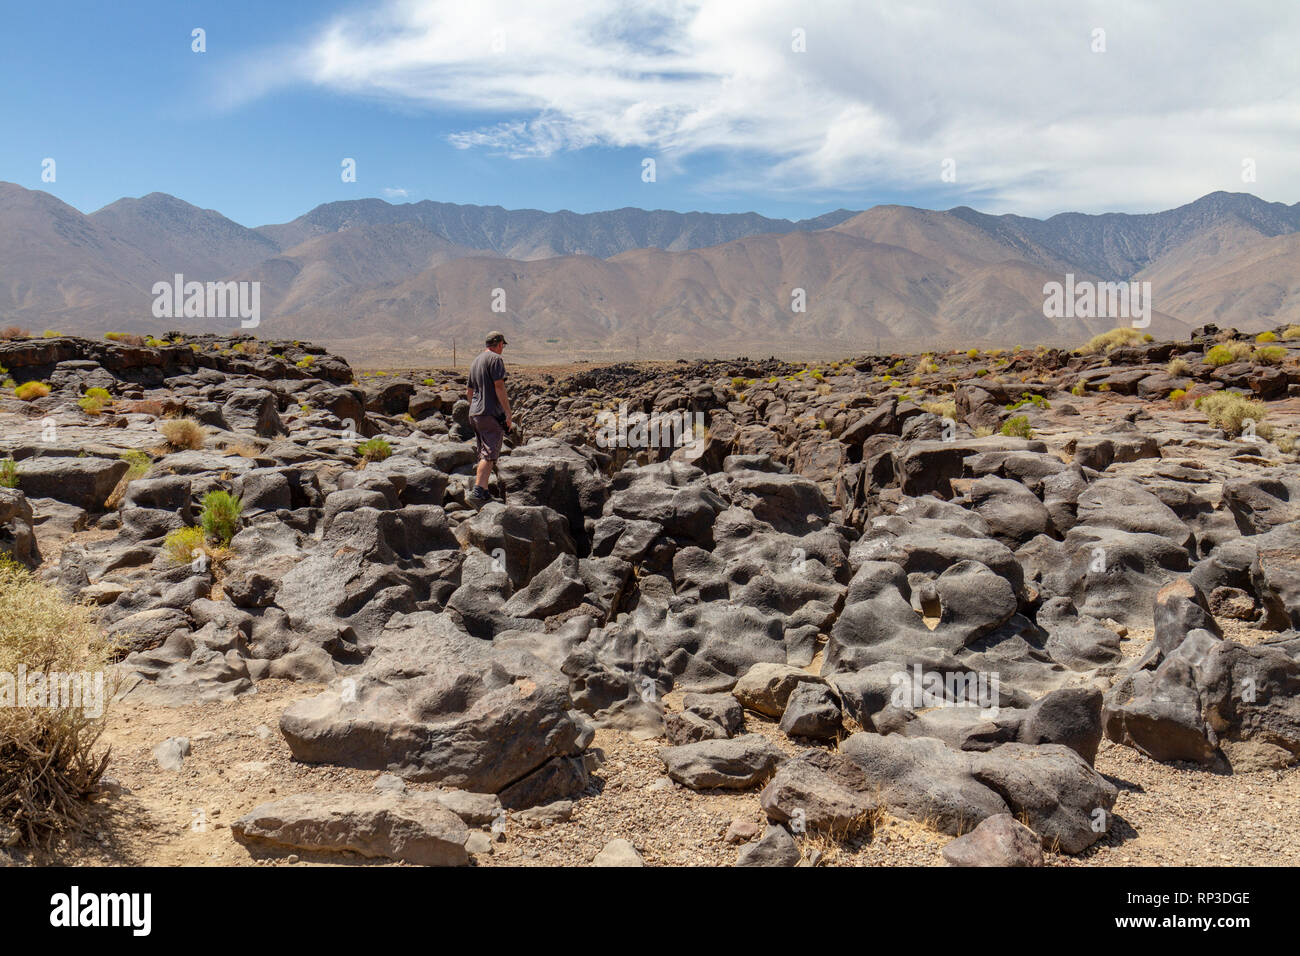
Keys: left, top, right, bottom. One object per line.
{"left": 119, "top": 449, "right": 150, "bottom": 481}
{"left": 1006, "top": 392, "right": 1049, "bottom": 411}
{"left": 1257, "top": 331, "right": 1278, "bottom": 343}
{"left": 1205, "top": 342, "right": 1251, "bottom": 366}
{"left": 356, "top": 438, "right": 393, "bottom": 463}
{"left": 163, "top": 526, "right": 207, "bottom": 565}
{"left": 0, "top": 458, "right": 17, "bottom": 488}
{"left": 1200, "top": 391, "right": 1269, "bottom": 439}
{"left": 1000, "top": 415, "right": 1033, "bottom": 438}
{"left": 1253, "top": 346, "right": 1286, "bottom": 365}
{"left": 199, "top": 490, "right": 243, "bottom": 546}
{"left": 14, "top": 381, "right": 50, "bottom": 401}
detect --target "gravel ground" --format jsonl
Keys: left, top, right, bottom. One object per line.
{"left": 24, "top": 662, "right": 1297, "bottom": 868}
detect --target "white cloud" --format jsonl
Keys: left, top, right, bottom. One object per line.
{"left": 258, "top": 0, "right": 1300, "bottom": 214}
{"left": 383, "top": 187, "right": 410, "bottom": 198}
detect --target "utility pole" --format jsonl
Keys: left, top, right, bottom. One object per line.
{"left": 452, "top": 338, "right": 456, "bottom": 368}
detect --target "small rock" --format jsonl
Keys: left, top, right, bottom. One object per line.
{"left": 941, "top": 814, "right": 1044, "bottom": 867}
{"left": 373, "top": 773, "right": 406, "bottom": 794}
{"left": 465, "top": 831, "right": 493, "bottom": 855}
{"left": 735, "top": 824, "right": 801, "bottom": 867}
{"left": 515, "top": 800, "right": 574, "bottom": 828}
{"left": 593, "top": 838, "right": 645, "bottom": 867}
{"left": 153, "top": 736, "right": 191, "bottom": 771}
{"left": 724, "top": 818, "right": 760, "bottom": 844}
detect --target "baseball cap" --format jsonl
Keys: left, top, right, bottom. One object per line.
{"left": 486, "top": 331, "right": 508, "bottom": 345}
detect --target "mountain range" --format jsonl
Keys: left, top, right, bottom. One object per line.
{"left": 3, "top": 182, "right": 1298, "bottom": 361}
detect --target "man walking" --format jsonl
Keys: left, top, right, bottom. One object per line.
{"left": 466, "top": 331, "right": 511, "bottom": 506}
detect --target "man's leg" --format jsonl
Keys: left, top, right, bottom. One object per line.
{"left": 469, "top": 415, "right": 503, "bottom": 504}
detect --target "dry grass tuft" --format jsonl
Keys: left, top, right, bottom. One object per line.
{"left": 0, "top": 560, "right": 116, "bottom": 846}
{"left": 159, "top": 418, "right": 205, "bottom": 451}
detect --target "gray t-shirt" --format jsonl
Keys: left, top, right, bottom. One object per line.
{"left": 468, "top": 350, "right": 507, "bottom": 418}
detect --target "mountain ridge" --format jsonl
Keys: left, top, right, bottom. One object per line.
{"left": 2, "top": 183, "right": 1297, "bottom": 356}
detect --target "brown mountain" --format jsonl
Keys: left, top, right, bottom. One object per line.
{"left": 0, "top": 183, "right": 1294, "bottom": 357}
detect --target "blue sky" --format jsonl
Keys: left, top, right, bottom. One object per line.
{"left": 2, "top": 1, "right": 1297, "bottom": 227}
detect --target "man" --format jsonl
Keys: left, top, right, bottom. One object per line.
{"left": 466, "top": 331, "right": 511, "bottom": 506}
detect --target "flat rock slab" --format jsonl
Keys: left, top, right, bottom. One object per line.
{"left": 232, "top": 792, "right": 469, "bottom": 866}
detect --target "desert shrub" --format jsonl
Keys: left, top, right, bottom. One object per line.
{"left": 77, "top": 387, "right": 112, "bottom": 415}
{"left": 917, "top": 357, "right": 939, "bottom": 375}
{"left": 0, "top": 459, "right": 16, "bottom": 489}
{"left": 1199, "top": 391, "right": 1267, "bottom": 438}
{"left": 1006, "top": 392, "right": 1049, "bottom": 411}
{"left": 974, "top": 369, "right": 988, "bottom": 377}
{"left": 144, "top": 336, "right": 168, "bottom": 348}
{"left": 105, "top": 332, "right": 147, "bottom": 346}
{"left": 1204, "top": 342, "right": 1252, "bottom": 366}
{"left": 1167, "top": 357, "right": 1191, "bottom": 376}
{"left": 199, "top": 490, "right": 243, "bottom": 546}
{"left": 972, "top": 425, "right": 995, "bottom": 438}
{"left": 966, "top": 349, "right": 979, "bottom": 359}
{"left": 119, "top": 450, "right": 149, "bottom": 480}
{"left": 1000, "top": 415, "right": 1033, "bottom": 438}
{"left": 0, "top": 326, "right": 30, "bottom": 340}
{"left": 295, "top": 355, "right": 316, "bottom": 368}
{"left": 356, "top": 438, "right": 392, "bottom": 462}
{"left": 0, "top": 561, "right": 113, "bottom": 846}
{"left": 1257, "top": 331, "right": 1278, "bottom": 343}
{"left": 233, "top": 341, "right": 260, "bottom": 355}
{"left": 14, "top": 381, "right": 50, "bottom": 401}
{"left": 162, "top": 526, "right": 206, "bottom": 565}
{"left": 42, "top": 330, "right": 61, "bottom": 338}
{"left": 421, "top": 378, "right": 436, "bottom": 387}
{"left": 1168, "top": 388, "right": 1187, "bottom": 403}
{"left": 1077, "top": 327, "right": 1145, "bottom": 354}
{"left": 1282, "top": 326, "right": 1300, "bottom": 340}
{"left": 159, "top": 418, "right": 204, "bottom": 450}
{"left": 1071, "top": 382, "right": 1086, "bottom": 396}
{"left": 1253, "top": 346, "right": 1286, "bottom": 365}
{"left": 922, "top": 400, "right": 957, "bottom": 419}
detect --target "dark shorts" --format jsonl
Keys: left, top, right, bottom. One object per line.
{"left": 471, "top": 413, "right": 505, "bottom": 462}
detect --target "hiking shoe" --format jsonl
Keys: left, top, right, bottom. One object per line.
{"left": 468, "top": 485, "right": 492, "bottom": 508}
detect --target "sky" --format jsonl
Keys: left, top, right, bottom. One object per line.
{"left": 1, "top": 0, "right": 1298, "bottom": 228}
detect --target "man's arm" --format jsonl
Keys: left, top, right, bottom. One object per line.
{"left": 494, "top": 379, "right": 511, "bottom": 429}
